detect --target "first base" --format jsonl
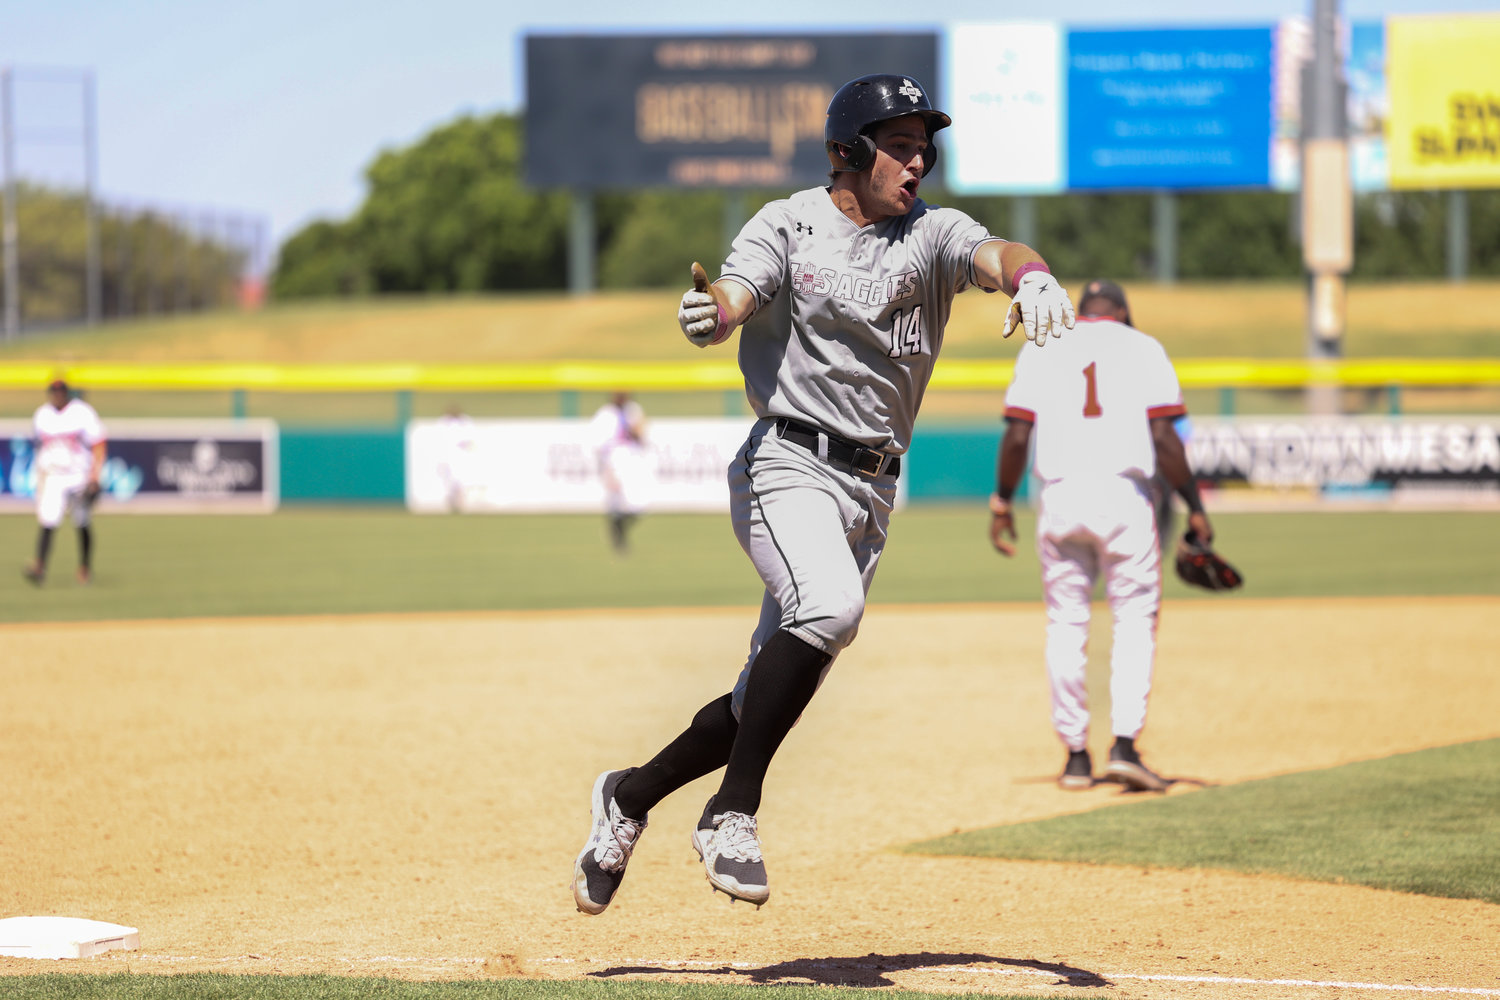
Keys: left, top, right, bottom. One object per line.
{"left": 0, "top": 916, "right": 140, "bottom": 960}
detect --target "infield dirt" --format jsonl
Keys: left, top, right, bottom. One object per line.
{"left": 3, "top": 597, "right": 1497, "bottom": 998}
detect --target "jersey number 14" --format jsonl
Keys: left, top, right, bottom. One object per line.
{"left": 887, "top": 306, "right": 925, "bottom": 358}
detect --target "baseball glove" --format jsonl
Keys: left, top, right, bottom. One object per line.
{"left": 1175, "top": 531, "right": 1243, "bottom": 591}
{"left": 82, "top": 481, "right": 102, "bottom": 507}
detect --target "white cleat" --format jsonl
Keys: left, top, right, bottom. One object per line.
{"left": 691, "top": 796, "right": 769, "bottom": 907}
{"left": 571, "top": 768, "right": 648, "bottom": 915}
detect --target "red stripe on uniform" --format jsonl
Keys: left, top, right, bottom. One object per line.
{"left": 1147, "top": 403, "right": 1187, "bottom": 418}
{"left": 1004, "top": 406, "right": 1036, "bottom": 423}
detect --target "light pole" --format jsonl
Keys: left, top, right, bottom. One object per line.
{"left": 2, "top": 67, "right": 18, "bottom": 340}
{"left": 1300, "top": 0, "right": 1352, "bottom": 414}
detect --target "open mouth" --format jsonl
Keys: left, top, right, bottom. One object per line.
{"left": 901, "top": 178, "right": 919, "bottom": 198}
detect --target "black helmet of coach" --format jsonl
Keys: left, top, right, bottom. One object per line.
{"left": 825, "top": 73, "right": 951, "bottom": 177}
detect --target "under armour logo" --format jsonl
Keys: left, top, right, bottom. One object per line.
{"left": 795, "top": 221, "right": 814, "bottom": 236}
{"left": 898, "top": 79, "right": 923, "bottom": 104}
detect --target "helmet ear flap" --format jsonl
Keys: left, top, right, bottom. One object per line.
{"left": 827, "top": 134, "right": 878, "bottom": 173}
{"left": 921, "top": 139, "right": 938, "bottom": 177}
{"left": 848, "top": 134, "right": 877, "bottom": 172}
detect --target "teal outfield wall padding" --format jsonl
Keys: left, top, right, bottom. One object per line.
{"left": 907, "top": 425, "right": 1001, "bottom": 501}
{"left": 907, "top": 425, "right": 1031, "bottom": 503}
{"left": 272, "top": 425, "right": 1012, "bottom": 505}
{"left": 280, "top": 429, "right": 405, "bottom": 502}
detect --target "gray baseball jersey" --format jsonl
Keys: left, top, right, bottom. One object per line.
{"left": 719, "top": 185, "right": 1003, "bottom": 455}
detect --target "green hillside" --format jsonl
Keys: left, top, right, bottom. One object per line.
{"left": 2, "top": 280, "right": 1498, "bottom": 365}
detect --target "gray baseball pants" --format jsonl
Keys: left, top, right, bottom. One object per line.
{"left": 727, "top": 417, "right": 899, "bottom": 718}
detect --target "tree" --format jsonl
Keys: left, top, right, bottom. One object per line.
{"left": 1, "top": 184, "right": 246, "bottom": 326}
{"left": 271, "top": 220, "right": 370, "bottom": 298}
{"left": 274, "top": 113, "right": 575, "bottom": 297}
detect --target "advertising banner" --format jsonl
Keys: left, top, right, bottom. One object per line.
{"left": 1186, "top": 416, "right": 1500, "bottom": 510}
{"left": 407, "top": 417, "right": 910, "bottom": 513}
{"left": 0, "top": 419, "right": 280, "bottom": 514}
{"left": 1065, "top": 26, "right": 1275, "bottom": 190}
{"left": 944, "top": 22, "right": 1065, "bottom": 193}
{"left": 525, "top": 33, "right": 939, "bottom": 190}
{"left": 408, "top": 416, "right": 755, "bottom": 513}
{"left": 1387, "top": 14, "right": 1500, "bottom": 190}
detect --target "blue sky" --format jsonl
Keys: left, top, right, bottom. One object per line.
{"left": 2, "top": 0, "right": 1492, "bottom": 258}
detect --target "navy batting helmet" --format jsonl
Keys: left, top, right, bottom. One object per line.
{"left": 824, "top": 74, "right": 951, "bottom": 177}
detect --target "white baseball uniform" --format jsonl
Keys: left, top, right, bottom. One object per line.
{"left": 434, "top": 410, "right": 482, "bottom": 512}
{"left": 590, "top": 398, "right": 648, "bottom": 517}
{"left": 31, "top": 397, "right": 106, "bottom": 529}
{"left": 1003, "top": 316, "right": 1186, "bottom": 751}
{"left": 715, "top": 184, "right": 1004, "bottom": 714}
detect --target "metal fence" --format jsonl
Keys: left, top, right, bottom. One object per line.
{"left": 1, "top": 66, "right": 268, "bottom": 338}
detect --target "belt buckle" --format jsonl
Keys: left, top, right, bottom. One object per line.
{"left": 850, "top": 448, "right": 883, "bottom": 479}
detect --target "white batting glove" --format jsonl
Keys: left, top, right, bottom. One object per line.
{"left": 678, "top": 290, "right": 719, "bottom": 347}
{"left": 1002, "top": 270, "right": 1076, "bottom": 347}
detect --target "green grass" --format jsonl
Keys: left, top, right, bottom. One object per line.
{"left": 2, "top": 281, "right": 1498, "bottom": 364}
{"left": 0, "top": 978, "right": 1040, "bottom": 1000}
{"left": 1, "top": 507, "right": 1497, "bottom": 623}
{"left": 907, "top": 739, "right": 1500, "bottom": 905}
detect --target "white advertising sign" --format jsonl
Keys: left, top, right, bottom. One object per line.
{"left": 407, "top": 416, "right": 913, "bottom": 514}
{"left": 1187, "top": 415, "right": 1500, "bottom": 510}
{"left": 406, "top": 416, "right": 758, "bottom": 514}
{"left": 944, "top": 22, "right": 1065, "bottom": 193}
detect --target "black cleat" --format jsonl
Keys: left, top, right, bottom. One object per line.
{"left": 1058, "top": 748, "right": 1094, "bottom": 790}
{"left": 1105, "top": 738, "right": 1169, "bottom": 792}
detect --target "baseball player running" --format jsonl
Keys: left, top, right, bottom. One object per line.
{"left": 573, "top": 73, "right": 1075, "bottom": 914}
{"left": 989, "top": 279, "right": 1211, "bottom": 792}
{"left": 23, "top": 378, "right": 107, "bottom": 586}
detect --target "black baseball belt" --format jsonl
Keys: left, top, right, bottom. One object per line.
{"left": 772, "top": 417, "right": 901, "bottom": 480}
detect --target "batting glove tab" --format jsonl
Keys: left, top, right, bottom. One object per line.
{"left": 678, "top": 290, "right": 721, "bottom": 347}
{"left": 1002, "top": 270, "right": 1076, "bottom": 347}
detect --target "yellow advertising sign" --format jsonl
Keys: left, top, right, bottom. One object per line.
{"left": 1387, "top": 14, "right": 1500, "bottom": 189}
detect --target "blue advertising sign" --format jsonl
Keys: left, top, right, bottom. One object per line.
{"left": 1066, "top": 27, "right": 1275, "bottom": 190}
{"left": 0, "top": 419, "right": 279, "bottom": 514}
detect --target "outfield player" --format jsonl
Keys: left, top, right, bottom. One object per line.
{"left": 23, "top": 379, "right": 106, "bottom": 586}
{"left": 572, "top": 73, "right": 1075, "bottom": 914}
{"left": 590, "top": 391, "right": 648, "bottom": 552}
{"left": 988, "top": 279, "right": 1212, "bottom": 792}
{"left": 436, "top": 404, "right": 481, "bottom": 513}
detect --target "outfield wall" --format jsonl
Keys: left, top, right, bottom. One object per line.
{"left": 3, "top": 419, "right": 1497, "bottom": 512}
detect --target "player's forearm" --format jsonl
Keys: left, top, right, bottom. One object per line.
{"left": 1152, "top": 422, "right": 1204, "bottom": 513}
{"left": 998, "top": 243, "right": 1050, "bottom": 298}
{"left": 975, "top": 241, "right": 1052, "bottom": 297}
{"left": 711, "top": 278, "right": 756, "bottom": 331}
{"left": 995, "top": 421, "right": 1032, "bottom": 500}
{"left": 89, "top": 442, "right": 106, "bottom": 481}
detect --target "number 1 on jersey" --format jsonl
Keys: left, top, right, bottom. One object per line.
{"left": 1082, "top": 362, "right": 1103, "bottom": 418}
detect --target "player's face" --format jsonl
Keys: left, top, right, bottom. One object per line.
{"left": 47, "top": 387, "right": 67, "bottom": 408}
{"left": 864, "top": 115, "right": 930, "bottom": 219}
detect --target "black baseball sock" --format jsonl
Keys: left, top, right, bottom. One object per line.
{"left": 608, "top": 514, "right": 630, "bottom": 551}
{"left": 34, "top": 527, "right": 54, "bottom": 568}
{"left": 78, "top": 526, "right": 92, "bottom": 571}
{"left": 713, "top": 629, "right": 832, "bottom": 818}
{"left": 614, "top": 693, "right": 737, "bottom": 819}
